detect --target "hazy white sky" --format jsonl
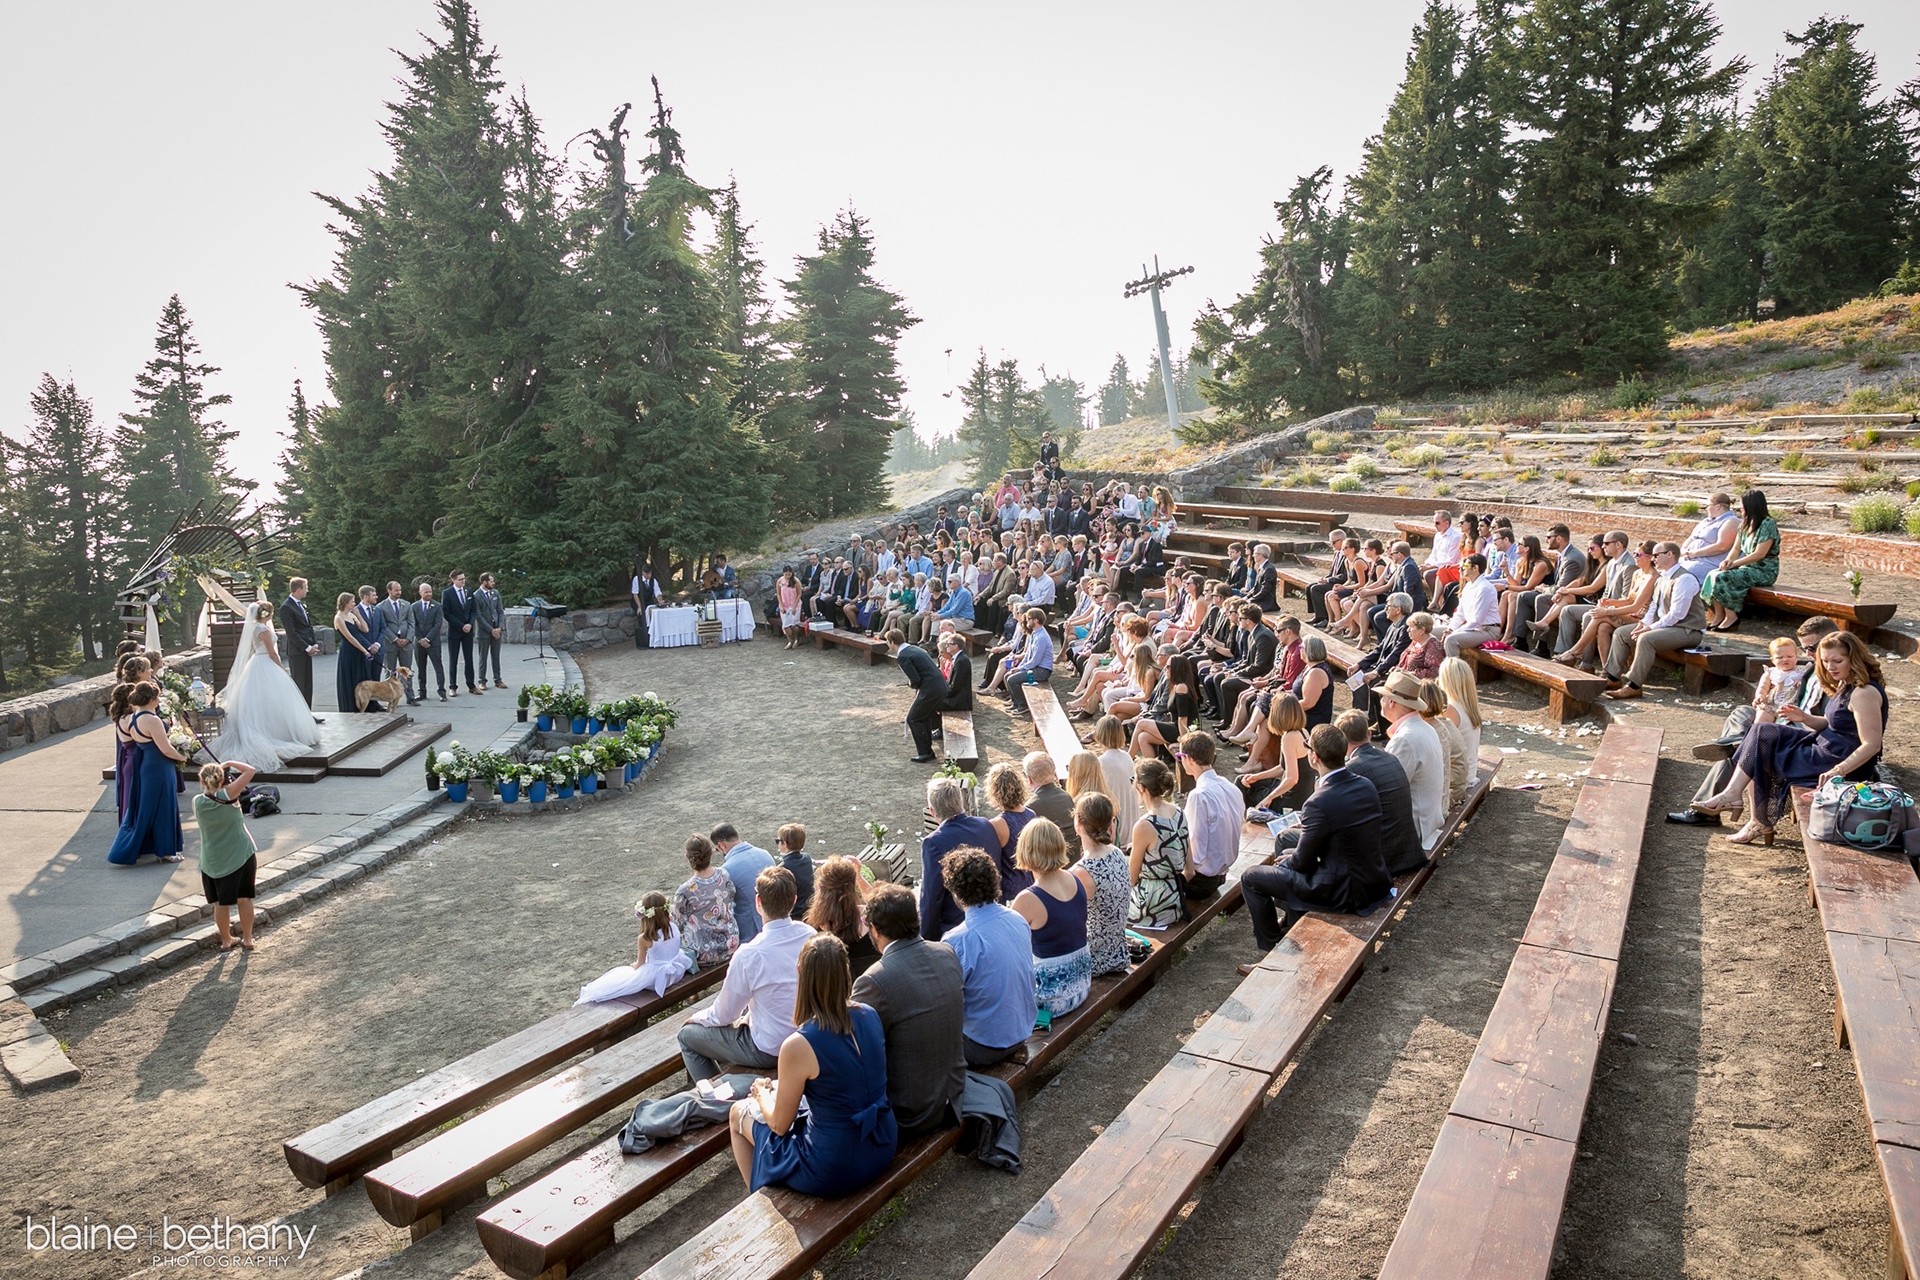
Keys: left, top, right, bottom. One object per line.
{"left": 3, "top": 1, "right": 1916, "bottom": 490}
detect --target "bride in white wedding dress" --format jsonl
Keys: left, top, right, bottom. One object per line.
{"left": 212, "top": 603, "right": 322, "bottom": 772}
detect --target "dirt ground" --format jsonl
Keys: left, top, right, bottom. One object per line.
{"left": 4, "top": 637, "right": 1915, "bottom": 1280}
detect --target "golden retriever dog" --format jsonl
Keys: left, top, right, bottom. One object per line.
{"left": 355, "top": 667, "right": 411, "bottom": 713}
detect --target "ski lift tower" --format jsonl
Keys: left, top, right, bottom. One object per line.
{"left": 1123, "top": 256, "right": 1193, "bottom": 434}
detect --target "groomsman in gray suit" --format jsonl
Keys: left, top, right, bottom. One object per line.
{"left": 377, "top": 581, "right": 415, "bottom": 678}
{"left": 475, "top": 572, "right": 506, "bottom": 689}
{"left": 410, "top": 581, "right": 447, "bottom": 704}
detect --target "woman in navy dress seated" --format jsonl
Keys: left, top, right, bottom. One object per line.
{"left": 1694, "top": 631, "right": 1886, "bottom": 846}
{"left": 728, "top": 933, "right": 897, "bottom": 1197}
{"left": 107, "top": 682, "right": 189, "bottom": 866}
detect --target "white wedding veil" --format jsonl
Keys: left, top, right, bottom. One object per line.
{"left": 224, "top": 602, "right": 272, "bottom": 691}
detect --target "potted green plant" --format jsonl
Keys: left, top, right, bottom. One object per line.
{"left": 516, "top": 685, "right": 531, "bottom": 723}
{"left": 525, "top": 763, "right": 549, "bottom": 805}
{"left": 527, "top": 683, "right": 558, "bottom": 731}
{"left": 424, "top": 744, "right": 441, "bottom": 791}
{"left": 552, "top": 749, "right": 578, "bottom": 800}
{"left": 436, "top": 741, "right": 473, "bottom": 803}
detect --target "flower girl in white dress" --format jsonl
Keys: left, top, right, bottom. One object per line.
{"left": 576, "top": 892, "right": 694, "bottom": 1004}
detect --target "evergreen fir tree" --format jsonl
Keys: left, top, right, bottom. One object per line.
{"left": 1343, "top": 2, "right": 1521, "bottom": 396}
{"left": 1036, "top": 367, "right": 1086, "bottom": 457}
{"left": 955, "top": 352, "right": 1005, "bottom": 483}
{"left": 1190, "top": 168, "right": 1351, "bottom": 441}
{"left": 529, "top": 86, "right": 767, "bottom": 599}
{"left": 0, "top": 434, "right": 52, "bottom": 686}
{"left": 22, "top": 374, "right": 117, "bottom": 664}
{"left": 994, "top": 359, "right": 1056, "bottom": 472}
{"left": 115, "top": 295, "right": 250, "bottom": 568}
{"left": 1664, "top": 110, "right": 1768, "bottom": 328}
{"left": 298, "top": 0, "right": 562, "bottom": 587}
{"left": 269, "top": 380, "right": 318, "bottom": 566}
{"left": 783, "top": 209, "right": 918, "bottom": 518}
{"left": 1505, "top": 0, "right": 1746, "bottom": 378}
{"left": 706, "top": 175, "right": 803, "bottom": 492}
{"left": 1096, "top": 355, "right": 1132, "bottom": 425}
{"left": 1752, "top": 18, "right": 1913, "bottom": 315}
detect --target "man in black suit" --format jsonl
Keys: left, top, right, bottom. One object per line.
{"left": 1334, "top": 710, "right": 1425, "bottom": 876}
{"left": 1038, "top": 430, "right": 1060, "bottom": 479}
{"left": 1210, "top": 606, "right": 1277, "bottom": 723}
{"left": 852, "top": 884, "right": 969, "bottom": 1138}
{"left": 890, "top": 629, "right": 948, "bottom": 763}
{"left": 1066, "top": 496, "right": 1090, "bottom": 540}
{"left": 1245, "top": 544, "right": 1279, "bottom": 612}
{"left": 443, "top": 571, "right": 480, "bottom": 695}
{"left": 1045, "top": 496, "right": 1071, "bottom": 538}
{"left": 1237, "top": 724, "right": 1388, "bottom": 963}
{"left": 937, "top": 633, "right": 972, "bottom": 710}
{"left": 1368, "top": 543, "right": 1427, "bottom": 640}
{"left": 278, "top": 577, "right": 319, "bottom": 707}
{"left": 632, "top": 567, "right": 664, "bottom": 649}
{"left": 1306, "top": 531, "right": 1353, "bottom": 624}
{"left": 798, "top": 552, "right": 824, "bottom": 619}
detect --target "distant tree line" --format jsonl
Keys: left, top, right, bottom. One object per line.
{"left": 1189, "top": 0, "right": 1920, "bottom": 441}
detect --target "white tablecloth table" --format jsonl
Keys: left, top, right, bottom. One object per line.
{"left": 647, "top": 599, "right": 755, "bottom": 647}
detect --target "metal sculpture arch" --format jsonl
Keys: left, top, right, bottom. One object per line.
{"left": 116, "top": 499, "right": 288, "bottom": 684}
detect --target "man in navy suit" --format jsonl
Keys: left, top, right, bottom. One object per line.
{"left": 354, "top": 586, "right": 388, "bottom": 711}
{"left": 1368, "top": 542, "right": 1428, "bottom": 639}
{"left": 1237, "top": 724, "right": 1388, "bottom": 965}
{"left": 917, "top": 777, "right": 1002, "bottom": 940}
{"left": 442, "top": 571, "right": 480, "bottom": 695}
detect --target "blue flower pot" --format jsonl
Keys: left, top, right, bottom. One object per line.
{"left": 557, "top": 783, "right": 575, "bottom": 800}
{"left": 586, "top": 717, "right": 602, "bottom": 736}
{"left": 536, "top": 714, "right": 553, "bottom": 732}
{"left": 609, "top": 718, "right": 626, "bottom": 732}
{"left": 581, "top": 773, "right": 598, "bottom": 795}
{"left": 529, "top": 780, "right": 549, "bottom": 803}
{"left": 498, "top": 779, "right": 521, "bottom": 804}
{"left": 446, "top": 782, "right": 469, "bottom": 803}
{"left": 624, "top": 762, "right": 638, "bottom": 783}
{"left": 570, "top": 716, "right": 588, "bottom": 735}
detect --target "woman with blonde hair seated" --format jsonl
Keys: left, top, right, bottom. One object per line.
{"left": 1088, "top": 716, "right": 1140, "bottom": 835}
{"left": 1010, "top": 819, "right": 1090, "bottom": 1017}
{"left": 1436, "top": 657, "right": 1482, "bottom": 767}
{"left": 1420, "top": 680, "right": 1473, "bottom": 807}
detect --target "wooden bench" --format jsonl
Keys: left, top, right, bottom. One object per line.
{"left": 1023, "top": 683, "right": 1084, "bottom": 769}
{"left": 590, "top": 828, "right": 1276, "bottom": 1280}
{"left": 1394, "top": 518, "right": 1433, "bottom": 545}
{"left": 361, "top": 1000, "right": 715, "bottom": 1239}
{"left": 1176, "top": 501, "right": 1347, "bottom": 533}
{"left": 967, "top": 752, "right": 1502, "bottom": 1280}
{"left": 809, "top": 626, "right": 888, "bottom": 665}
{"left": 1459, "top": 645, "right": 1609, "bottom": 724}
{"left": 1657, "top": 645, "right": 1750, "bottom": 694}
{"left": 1747, "top": 585, "right": 1896, "bottom": 637}
{"left": 281, "top": 965, "right": 725, "bottom": 1193}
{"left": 1378, "top": 724, "right": 1662, "bottom": 1279}
{"left": 941, "top": 711, "right": 978, "bottom": 771}
{"left": 1804, "top": 830, "right": 1920, "bottom": 1280}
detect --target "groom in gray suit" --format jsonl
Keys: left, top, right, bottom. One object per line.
{"left": 377, "top": 581, "right": 415, "bottom": 678}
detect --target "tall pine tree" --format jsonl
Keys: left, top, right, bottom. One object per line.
{"left": 269, "top": 380, "right": 319, "bottom": 573}
{"left": 0, "top": 437, "right": 44, "bottom": 688}
{"left": 1663, "top": 109, "right": 1768, "bottom": 327}
{"left": 1096, "top": 355, "right": 1132, "bottom": 425}
{"left": 22, "top": 375, "right": 118, "bottom": 664}
{"left": 530, "top": 87, "right": 766, "bottom": 599}
{"left": 299, "top": 0, "right": 562, "bottom": 588}
{"left": 115, "top": 295, "right": 250, "bottom": 567}
{"left": 1752, "top": 18, "right": 1913, "bottom": 315}
{"left": 1342, "top": 2, "right": 1520, "bottom": 396}
{"left": 1036, "top": 367, "right": 1087, "bottom": 456}
{"left": 955, "top": 352, "right": 1005, "bottom": 483}
{"left": 1505, "top": 0, "right": 1745, "bottom": 378}
{"left": 782, "top": 209, "right": 917, "bottom": 519}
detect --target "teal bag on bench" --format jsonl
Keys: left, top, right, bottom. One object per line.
{"left": 1807, "top": 779, "right": 1920, "bottom": 855}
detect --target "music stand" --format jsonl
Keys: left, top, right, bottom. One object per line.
{"left": 523, "top": 597, "right": 567, "bottom": 661}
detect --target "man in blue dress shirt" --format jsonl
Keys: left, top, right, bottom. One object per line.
{"left": 939, "top": 847, "right": 1037, "bottom": 1067}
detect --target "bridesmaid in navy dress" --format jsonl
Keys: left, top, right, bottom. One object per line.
{"left": 332, "top": 592, "right": 370, "bottom": 715}
{"left": 109, "top": 655, "right": 152, "bottom": 820}
{"left": 1694, "top": 631, "right": 1887, "bottom": 845}
{"left": 727, "top": 934, "right": 897, "bottom": 1197}
{"left": 107, "top": 682, "right": 188, "bottom": 866}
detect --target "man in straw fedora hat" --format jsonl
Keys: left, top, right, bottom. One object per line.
{"left": 1378, "top": 669, "right": 1447, "bottom": 853}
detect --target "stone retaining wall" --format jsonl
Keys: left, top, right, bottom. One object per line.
{"left": 0, "top": 649, "right": 212, "bottom": 756}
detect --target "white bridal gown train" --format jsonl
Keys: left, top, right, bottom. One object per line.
{"left": 211, "top": 621, "right": 322, "bottom": 772}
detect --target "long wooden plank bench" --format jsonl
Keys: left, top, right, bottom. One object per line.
{"left": 361, "top": 1000, "right": 715, "bottom": 1239}
{"left": 1024, "top": 683, "right": 1085, "bottom": 769}
{"left": 282, "top": 965, "right": 725, "bottom": 1193}
{"left": 809, "top": 626, "right": 888, "bottom": 664}
{"left": 1394, "top": 518, "right": 1433, "bottom": 545}
{"left": 1804, "top": 830, "right": 1920, "bottom": 1280}
{"left": 1378, "top": 724, "right": 1661, "bottom": 1279}
{"left": 635, "top": 828, "right": 1278, "bottom": 1280}
{"left": 965, "top": 752, "right": 1502, "bottom": 1280}
{"left": 1459, "top": 645, "right": 1609, "bottom": 724}
{"left": 1747, "top": 585, "right": 1895, "bottom": 636}
{"left": 1176, "top": 501, "right": 1347, "bottom": 533}
{"left": 941, "top": 711, "right": 978, "bottom": 771}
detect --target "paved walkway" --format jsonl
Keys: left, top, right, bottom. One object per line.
{"left": 0, "top": 645, "right": 564, "bottom": 969}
